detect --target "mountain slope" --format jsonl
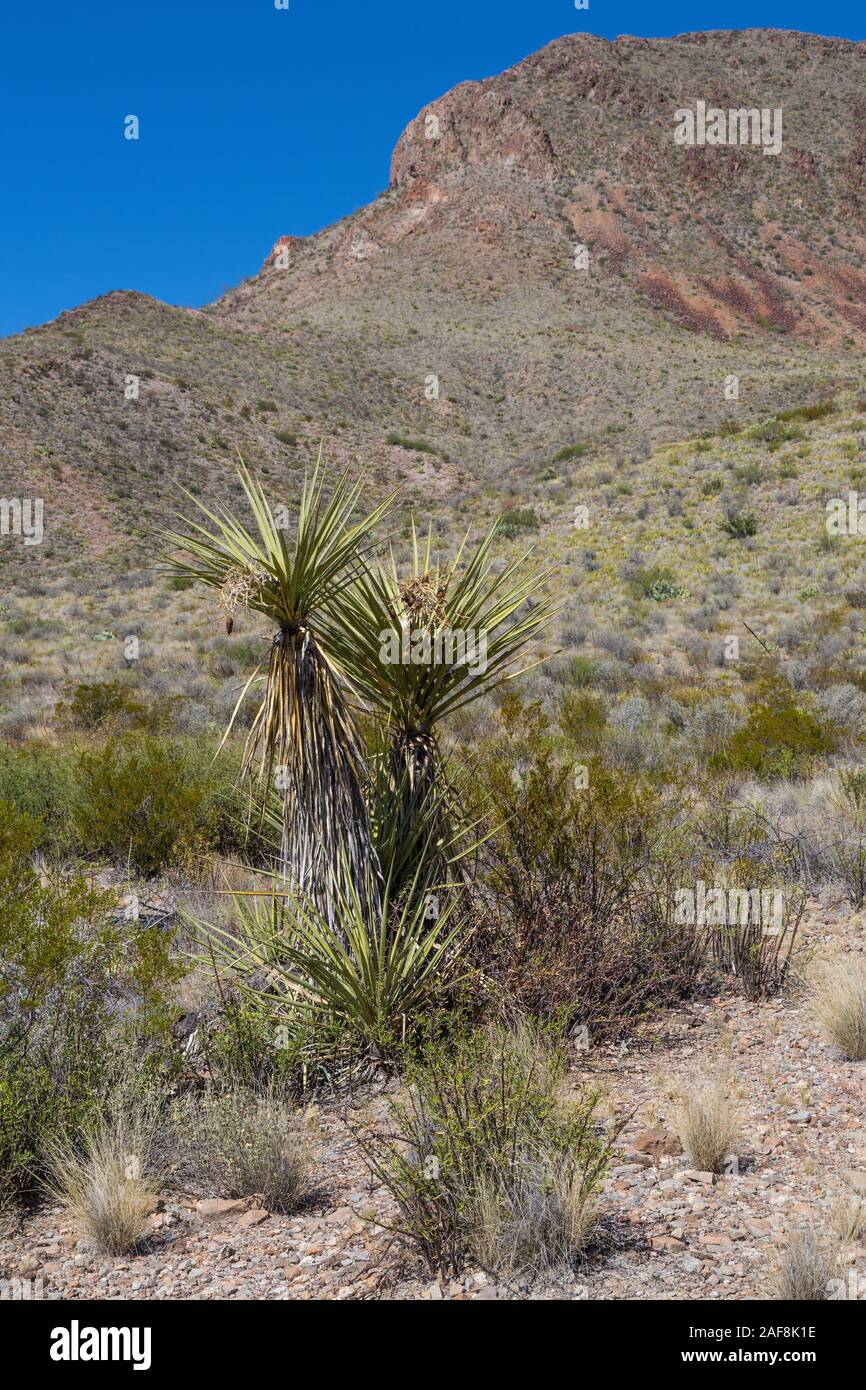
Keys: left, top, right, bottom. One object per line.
{"left": 2, "top": 28, "right": 866, "bottom": 575}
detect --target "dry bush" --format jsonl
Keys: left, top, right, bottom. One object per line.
{"left": 808, "top": 954, "right": 866, "bottom": 1060}
{"left": 471, "top": 741, "right": 702, "bottom": 1038}
{"left": 173, "top": 1083, "right": 315, "bottom": 1213}
{"left": 772, "top": 1225, "right": 841, "bottom": 1301}
{"left": 674, "top": 1074, "right": 740, "bottom": 1174}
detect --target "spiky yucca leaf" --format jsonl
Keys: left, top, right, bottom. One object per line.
{"left": 332, "top": 521, "right": 557, "bottom": 753}
{"left": 191, "top": 855, "right": 469, "bottom": 1059}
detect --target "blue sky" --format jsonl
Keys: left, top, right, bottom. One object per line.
{"left": 1, "top": 1, "right": 864, "bottom": 337}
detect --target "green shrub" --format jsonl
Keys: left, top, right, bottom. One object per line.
{"left": 0, "top": 742, "right": 80, "bottom": 858}
{"left": 720, "top": 507, "right": 758, "bottom": 539}
{"left": 0, "top": 803, "right": 182, "bottom": 1202}
{"left": 715, "top": 677, "right": 835, "bottom": 780}
{"left": 552, "top": 654, "right": 597, "bottom": 687}
{"left": 552, "top": 444, "right": 588, "bottom": 463}
{"left": 386, "top": 432, "right": 438, "bottom": 455}
{"left": 72, "top": 733, "right": 244, "bottom": 875}
{"left": 746, "top": 417, "right": 805, "bottom": 450}
{"left": 499, "top": 507, "right": 538, "bottom": 538}
{"left": 626, "top": 564, "right": 688, "bottom": 600}
{"left": 55, "top": 680, "right": 152, "bottom": 733}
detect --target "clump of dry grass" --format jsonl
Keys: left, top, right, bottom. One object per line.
{"left": 471, "top": 1149, "right": 599, "bottom": 1277}
{"left": 772, "top": 1225, "right": 841, "bottom": 1301}
{"left": 831, "top": 1190, "right": 866, "bottom": 1245}
{"left": 45, "top": 1092, "right": 162, "bottom": 1256}
{"left": 808, "top": 954, "right": 866, "bottom": 1060}
{"left": 173, "top": 1082, "right": 315, "bottom": 1213}
{"left": 674, "top": 1073, "right": 740, "bottom": 1174}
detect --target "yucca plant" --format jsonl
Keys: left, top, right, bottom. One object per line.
{"left": 193, "top": 853, "right": 469, "bottom": 1067}
{"left": 166, "top": 452, "right": 395, "bottom": 923}
{"left": 331, "top": 522, "right": 557, "bottom": 843}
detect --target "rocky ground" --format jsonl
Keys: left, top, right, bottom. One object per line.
{"left": 2, "top": 893, "right": 864, "bottom": 1302}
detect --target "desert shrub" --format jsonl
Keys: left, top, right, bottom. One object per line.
{"left": 826, "top": 770, "right": 866, "bottom": 908}
{"left": 558, "top": 689, "right": 607, "bottom": 744}
{"left": 499, "top": 506, "right": 538, "bottom": 537}
{"left": 0, "top": 736, "right": 257, "bottom": 868}
{"left": 674, "top": 1074, "right": 740, "bottom": 1173}
{"left": 173, "top": 1083, "right": 314, "bottom": 1212}
{"left": 0, "top": 803, "right": 182, "bottom": 1202}
{"left": 468, "top": 707, "right": 701, "bottom": 1037}
{"left": 357, "top": 1023, "right": 617, "bottom": 1276}
{"left": 808, "top": 954, "right": 866, "bottom": 1061}
{"left": 817, "top": 684, "right": 866, "bottom": 741}
{"left": 778, "top": 400, "right": 835, "bottom": 423}
{"left": 625, "top": 563, "right": 687, "bottom": 601}
{"left": 55, "top": 680, "right": 152, "bottom": 733}
{"left": 198, "top": 996, "right": 349, "bottom": 1097}
{"left": 719, "top": 506, "right": 758, "bottom": 538}
{"left": 0, "top": 741, "right": 80, "bottom": 857}
{"left": 552, "top": 444, "right": 587, "bottom": 463}
{"left": 552, "top": 654, "right": 597, "bottom": 687}
{"left": 386, "top": 432, "right": 437, "bottom": 455}
{"left": 746, "top": 416, "right": 805, "bottom": 449}
{"left": 71, "top": 733, "right": 247, "bottom": 875}
{"left": 715, "top": 677, "right": 835, "bottom": 780}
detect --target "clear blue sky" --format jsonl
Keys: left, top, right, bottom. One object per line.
{"left": 1, "top": 1, "right": 863, "bottom": 338}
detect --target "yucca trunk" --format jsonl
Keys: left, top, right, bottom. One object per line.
{"left": 259, "top": 622, "right": 376, "bottom": 927}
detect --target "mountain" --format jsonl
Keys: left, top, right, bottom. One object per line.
{"left": 3, "top": 28, "right": 866, "bottom": 575}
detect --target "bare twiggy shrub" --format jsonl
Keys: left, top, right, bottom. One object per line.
{"left": 174, "top": 1083, "right": 315, "bottom": 1213}
{"left": 809, "top": 954, "right": 866, "bottom": 1060}
{"left": 674, "top": 1074, "right": 740, "bottom": 1174}
{"left": 772, "top": 1225, "right": 841, "bottom": 1301}
{"left": 45, "top": 1090, "right": 162, "bottom": 1255}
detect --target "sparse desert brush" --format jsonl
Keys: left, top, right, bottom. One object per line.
{"left": 674, "top": 1073, "right": 740, "bottom": 1174}
{"left": 808, "top": 954, "right": 866, "bottom": 1061}
{"left": 173, "top": 1083, "right": 315, "bottom": 1213}
{"left": 356, "top": 1022, "right": 618, "bottom": 1277}
{"left": 772, "top": 1225, "right": 841, "bottom": 1301}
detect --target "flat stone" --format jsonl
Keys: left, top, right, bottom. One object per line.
{"left": 236, "top": 1208, "right": 269, "bottom": 1229}
{"left": 196, "top": 1199, "right": 250, "bottom": 1222}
